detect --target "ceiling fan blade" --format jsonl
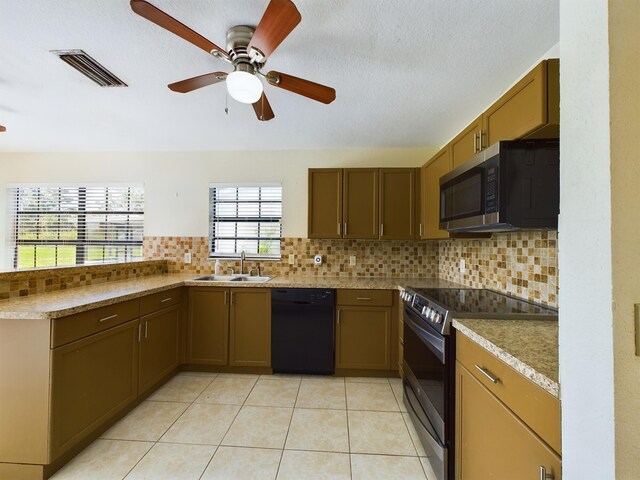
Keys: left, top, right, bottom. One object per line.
{"left": 130, "top": 0, "right": 228, "bottom": 58}
{"left": 168, "top": 72, "right": 227, "bottom": 93}
{"left": 252, "top": 93, "right": 275, "bottom": 121}
{"left": 266, "top": 71, "right": 336, "bottom": 104}
{"left": 247, "top": 0, "right": 301, "bottom": 60}
{"left": 0, "top": 125, "right": 5, "bottom": 132}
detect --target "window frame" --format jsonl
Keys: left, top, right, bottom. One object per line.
{"left": 8, "top": 183, "right": 144, "bottom": 270}
{"left": 208, "top": 183, "right": 282, "bottom": 260}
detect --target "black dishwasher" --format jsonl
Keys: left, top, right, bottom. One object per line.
{"left": 271, "top": 289, "right": 335, "bottom": 375}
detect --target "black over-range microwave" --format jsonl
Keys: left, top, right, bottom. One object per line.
{"left": 439, "top": 139, "right": 559, "bottom": 233}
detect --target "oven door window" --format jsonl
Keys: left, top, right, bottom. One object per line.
{"left": 440, "top": 166, "right": 485, "bottom": 222}
{"left": 403, "top": 312, "right": 446, "bottom": 440}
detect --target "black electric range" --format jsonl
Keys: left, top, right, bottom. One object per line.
{"left": 399, "top": 287, "right": 557, "bottom": 480}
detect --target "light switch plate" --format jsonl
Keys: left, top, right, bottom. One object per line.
{"left": 460, "top": 259, "right": 466, "bottom": 274}
{"left": 288, "top": 254, "right": 295, "bottom": 265}
{"left": 349, "top": 255, "right": 357, "bottom": 266}
{"left": 184, "top": 252, "right": 192, "bottom": 264}
{"left": 635, "top": 304, "right": 640, "bottom": 357}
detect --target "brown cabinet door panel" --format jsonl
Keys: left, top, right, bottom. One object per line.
{"left": 187, "top": 288, "right": 229, "bottom": 365}
{"left": 456, "top": 362, "right": 561, "bottom": 480}
{"left": 229, "top": 288, "right": 271, "bottom": 367}
{"left": 336, "top": 306, "right": 391, "bottom": 370}
{"left": 450, "top": 116, "right": 483, "bottom": 169}
{"left": 483, "top": 60, "right": 548, "bottom": 146}
{"left": 139, "top": 304, "right": 181, "bottom": 395}
{"left": 308, "top": 168, "right": 343, "bottom": 238}
{"left": 423, "top": 147, "right": 452, "bottom": 239}
{"left": 343, "top": 168, "right": 379, "bottom": 239}
{"left": 379, "top": 168, "right": 415, "bottom": 239}
{"left": 50, "top": 320, "right": 139, "bottom": 460}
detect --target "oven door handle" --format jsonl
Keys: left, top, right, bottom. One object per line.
{"left": 403, "top": 381, "right": 446, "bottom": 460}
{"left": 404, "top": 307, "right": 446, "bottom": 363}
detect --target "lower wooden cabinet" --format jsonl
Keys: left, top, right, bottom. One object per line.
{"left": 456, "top": 361, "right": 561, "bottom": 480}
{"left": 187, "top": 288, "right": 229, "bottom": 365}
{"left": 50, "top": 320, "right": 139, "bottom": 460}
{"left": 138, "top": 304, "right": 181, "bottom": 394}
{"left": 335, "top": 305, "right": 391, "bottom": 370}
{"left": 229, "top": 288, "right": 272, "bottom": 367}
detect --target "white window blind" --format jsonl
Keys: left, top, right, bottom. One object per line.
{"left": 209, "top": 184, "right": 282, "bottom": 259}
{"left": 8, "top": 185, "right": 144, "bottom": 269}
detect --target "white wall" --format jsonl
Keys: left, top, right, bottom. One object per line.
{"left": 0, "top": 147, "right": 433, "bottom": 270}
{"left": 558, "top": 0, "right": 615, "bottom": 477}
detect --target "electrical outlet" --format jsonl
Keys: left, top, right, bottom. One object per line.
{"left": 349, "top": 255, "right": 357, "bottom": 266}
{"left": 288, "top": 254, "right": 295, "bottom": 265}
{"left": 314, "top": 255, "right": 323, "bottom": 265}
{"left": 460, "top": 258, "right": 465, "bottom": 274}
{"left": 184, "top": 252, "right": 192, "bottom": 264}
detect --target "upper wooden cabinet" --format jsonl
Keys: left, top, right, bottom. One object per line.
{"left": 309, "top": 167, "right": 419, "bottom": 240}
{"left": 421, "top": 146, "right": 452, "bottom": 240}
{"left": 379, "top": 168, "right": 416, "bottom": 240}
{"left": 343, "top": 168, "right": 379, "bottom": 239}
{"left": 484, "top": 59, "right": 560, "bottom": 145}
{"left": 450, "top": 115, "right": 483, "bottom": 169}
{"left": 308, "top": 168, "right": 342, "bottom": 238}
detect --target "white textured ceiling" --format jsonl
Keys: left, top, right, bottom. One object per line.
{"left": 0, "top": 0, "right": 558, "bottom": 151}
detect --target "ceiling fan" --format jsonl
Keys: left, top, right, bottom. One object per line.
{"left": 130, "top": 0, "right": 336, "bottom": 121}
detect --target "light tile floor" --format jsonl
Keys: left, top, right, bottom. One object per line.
{"left": 51, "top": 373, "right": 435, "bottom": 480}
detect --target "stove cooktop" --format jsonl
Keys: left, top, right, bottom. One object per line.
{"left": 409, "top": 288, "right": 557, "bottom": 318}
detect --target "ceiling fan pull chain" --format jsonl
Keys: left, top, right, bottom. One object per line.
{"left": 225, "top": 92, "right": 229, "bottom": 115}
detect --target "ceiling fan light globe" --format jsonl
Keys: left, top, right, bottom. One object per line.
{"left": 226, "top": 71, "right": 263, "bottom": 104}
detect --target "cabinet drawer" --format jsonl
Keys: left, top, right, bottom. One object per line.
{"left": 51, "top": 300, "right": 139, "bottom": 348}
{"left": 456, "top": 333, "right": 561, "bottom": 454}
{"left": 140, "top": 287, "right": 183, "bottom": 316}
{"left": 337, "top": 289, "right": 393, "bottom": 306}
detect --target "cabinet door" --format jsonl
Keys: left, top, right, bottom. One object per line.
{"left": 229, "top": 288, "right": 271, "bottom": 367}
{"left": 379, "top": 168, "right": 416, "bottom": 240}
{"left": 456, "top": 362, "right": 561, "bottom": 480}
{"left": 50, "top": 320, "right": 138, "bottom": 460}
{"left": 423, "top": 146, "right": 452, "bottom": 239}
{"left": 336, "top": 306, "right": 391, "bottom": 370}
{"left": 450, "top": 115, "right": 483, "bottom": 169}
{"left": 308, "top": 168, "right": 343, "bottom": 238}
{"left": 343, "top": 168, "right": 378, "bottom": 239}
{"left": 139, "top": 304, "right": 181, "bottom": 395}
{"left": 187, "top": 288, "right": 229, "bottom": 365}
{"left": 483, "top": 60, "right": 549, "bottom": 146}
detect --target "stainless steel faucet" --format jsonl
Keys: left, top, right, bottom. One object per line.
{"left": 240, "top": 250, "right": 245, "bottom": 275}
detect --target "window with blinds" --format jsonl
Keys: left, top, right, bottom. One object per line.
{"left": 8, "top": 185, "right": 144, "bottom": 269}
{"left": 209, "top": 184, "right": 282, "bottom": 259}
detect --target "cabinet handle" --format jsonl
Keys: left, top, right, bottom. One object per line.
{"left": 144, "top": 321, "right": 148, "bottom": 339}
{"left": 419, "top": 223, "right": 423, "bottom": 237}
{"left": 473, "top": 133, "right": 478, "bottom": 154}
{"left": 356, "top": 297, "right": 372, "bottom": 301}
{"left": 337, "top": 310, "right": 340, "bottom": 324}
{"left": 344, "top": 222, "right": 347, "bottom": 236}
{"left": 380, "top": 224, "right": 384, "bottom": 236}
{"left": 99, "top": 314, "right": 118, "bottom": 323}
{"left": 160, "top": 297, "right": 172, "bottom": 303}
{"left": 475, "top": 364, "right": 500, "bottom": 383}
{"left": 224, "top": 291, "right": 228, "bottom": 304}
{"left": 540, "top": 466, "right": 553, "bottom": 479}
{"left": 478, "top": 130, "right": 484, "bottom": 151}
{"left": 230, "top": 292, "right": 234, "bottom": 305}
{"left": 337, "top": 222, "right": 341, "bottom": 236}
{"left": 138, "top": 323, "right": 142, "bottom": 342}
{"left": 400, "top": 338, "right": 404, "bottom": 346}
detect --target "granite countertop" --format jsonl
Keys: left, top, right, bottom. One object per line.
{"left": 453, "top": 318, "right": 559, "bottom": 398}
{"left": 0, "top": 273, "right": 461, "bottom": 320}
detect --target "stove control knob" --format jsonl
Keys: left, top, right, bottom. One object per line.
{"left": 434, "top": 314, "right": 442, "bottom": 324}
{"left": 421, "top": 306, "right": 427, "bottom": 316}
{"left": 401, "top": 292, "right": 407, "bottom": 301}
{"left": 425, "top": 307, "right": 432, "bottom": 318}
{"left": 430, "top": 310, "right": 436, "bottom": 320}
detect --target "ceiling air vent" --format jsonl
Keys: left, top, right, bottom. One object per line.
{"left": 51, "top": 49, "right": 127, "bottom": 87}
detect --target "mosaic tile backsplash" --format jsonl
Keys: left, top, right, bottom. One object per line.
{"left": 0, "top": 260, "right": 168, "bottom": 300}
{"left": 438, "top": 231, "right": 558, "bottom": 307}
{"left": 143, "top": 236, "right": 439, "bottom": 278}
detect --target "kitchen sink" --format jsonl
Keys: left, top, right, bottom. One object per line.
{"left": 191, "top": 274, "right": 274, "bottom": 283}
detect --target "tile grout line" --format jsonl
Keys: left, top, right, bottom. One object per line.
{"left": 275, "top": 377, "right": 303, "bottom": 479}
{"left": 344, "top": 377, "right": 353, "bottom": 480}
